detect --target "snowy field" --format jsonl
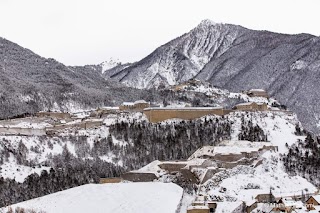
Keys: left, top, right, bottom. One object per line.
{"left": 228, "top": 111, "right": 305, "bottom": 153}
{"left": 3, "top": 183, "right": 183, "bottom": 213}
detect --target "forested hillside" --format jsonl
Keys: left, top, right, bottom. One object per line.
{"left": 283, "top": 133, "right": 320, "bottom": 186}
{"left": 0, "top": 116, "right": 231, "bottom": 207}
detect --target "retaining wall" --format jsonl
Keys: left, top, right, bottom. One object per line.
{"left": 159, "top": 163, "right": 188, "bottom": 172}
{"left": 0, "top": 127, "right": 46, "bottom": 136}
{"left": 99, "top": 177, "right": 122, "bottom": 184}
{"left": 121, "top": 172, "right": 157, "bottom": 182}
{"left": 144, "top": 108, "right": 227, "bottom": 123}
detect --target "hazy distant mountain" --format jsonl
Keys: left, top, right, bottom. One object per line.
{"left": 0, "top": 37, "right": 152, "bottom": 118}
{"left": 109, "top": 20, "right": 320, "bottom": 133}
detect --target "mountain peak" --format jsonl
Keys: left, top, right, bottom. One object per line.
{"left": 100, "top": 58, "right": 121, "bottom": 74}
{"left": 198, "top": 19, "right": 218, "bottom": 27}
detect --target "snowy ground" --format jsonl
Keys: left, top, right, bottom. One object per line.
{"left": 0, "top": 160, "right": 51, "bottom": 183}
{"left": 228, "top": 111, "right": 305, "bottom": 153}
{"left": 0, "top": 117, "right": 53, "bottom": 129}
{"left": 2, "top": 183, "right": 183, "bottom": 213}
{"left": 198, "top": 151, "right": 317, "bottom": 212}
{"left": 0, "top": 104, "right": 317, "bottom": 213}
{"left": 0, "top": 115, "right": 125, "bottom": 182}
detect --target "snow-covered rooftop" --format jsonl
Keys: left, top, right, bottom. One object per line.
{"left": 310, "top": 195, "right": 320, "bottom": 204}
{"left": 249, "top": 89, "right": 266, "bottom": 92}
{"left": 280, "top": 197, "right": 299, "bottom": 207}
{"left": 215, "top": 201, "right": 243, "bottom": 212}
{"left": 3, "top": 183, "right": 183, "bottom": 213}
{"left": 134, "top": 100, "right": 148, "bottom": 104}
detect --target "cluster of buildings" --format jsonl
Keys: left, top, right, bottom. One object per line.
{"left": 186, "top": 190, "right": 320, "bottom": 213}
{"left": 117, "top": 89, "right": 271, "bottom": 123}
{"left": 120, "top": 140, "right": 278, "bottom": 183}
{"left": 0, "top": 111, "right": 106, "bottom": 136}
{"left": 114, "top": 139, "right": 283, "bottom": 213}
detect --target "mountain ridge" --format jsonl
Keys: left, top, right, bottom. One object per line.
{"left": 0, "top": 37, "right": 154, "bottom": 118}
{"left": 104, "top": 20, "right": 320, "bottom": 133}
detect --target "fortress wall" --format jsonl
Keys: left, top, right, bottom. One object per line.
{"left": 159, "top": 163, "right": 188, "bottom": 172}
{"left": 99, "top": 177, "right": 122, "bottom": 184}
{"left": 121, "top": 172, "right": 158, "bottom": 182}
{"left": 144, "top": 108, "right": 227, "bottom": 123}
{"left": 180, "top": 169, "right": 199, "bottom": 184}
{"left": 36, "top": 112, "right": 71, "bottom": 119}
{"left": 201, "top": 168, "right": 219, "bottom": 183}
{"left": 213, "top": 153, "right": 244, "bottom": 162}
{"left": 0, "top": 127, "right": 46, "bottom": 136}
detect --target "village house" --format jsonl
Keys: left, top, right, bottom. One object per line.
{"left": 234, "top": 102, "right": 268, "bottom": 111}
{"left": 306, "top": 195, "right": 320, "bottom": 211}
{"left": 187, "top": 195, "right": 216, "bottom": 213}
{"left": 269, "top": 197, "right": 304, "bottom": 213}
{"left": 247, "top": 89, "right": 269, "bottom": 98}
{"left": 255, "top": 193, "right": 276, "bottom": 203}
{"left": 143, "top": 106, "right": 226, "bottom": 123}
{"left": 119, "top": 100, "right": 150, "bottom": 112}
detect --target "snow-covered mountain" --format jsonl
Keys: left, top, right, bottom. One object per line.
{"left": 0, "top": 37, "right": 160, "bottom": 118}
{"left": 110, "top": 20, "right": 240, "bottom": 88}
{"left": 108, "top": 20, "right": 320, "bottom": 133}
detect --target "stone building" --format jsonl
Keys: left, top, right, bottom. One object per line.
{"left": 36, "top": 112, "right": 71, "bottom": 119}
{"left": 247, "top": 89, "right": 269, "bottom": 98}
{"left": 143, "top": 107, "right": 226, "bottom": 123}
{"left": 255, "top": 193, "right": 276, "bottom": 203}
{"left": 187, "top": 206, "right": 209, "bottom": 213}
{"left": 121, "top": 172, "right": 157, "bottom": 182}
{"left": 119, "top": 100, "right": 150, "bottom": 112}
{"left": 306, "top": 195, "right": 320, "bottom": 210}
{"left": 234, "top": 102, "right": 268, "bottom": 111}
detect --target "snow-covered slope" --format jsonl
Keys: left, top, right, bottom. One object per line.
{"left": 228, "top": 111, "right": 305, "bottom": 153}
{"left": 201, "top": 152, "right": 317, "bottom": 204}
{"left": 3, "top": 182, "right": 183, "bottom": 213}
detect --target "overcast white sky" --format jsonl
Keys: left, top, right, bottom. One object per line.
{"left": 0, "top": 0, "right": 319, "bottom": 66}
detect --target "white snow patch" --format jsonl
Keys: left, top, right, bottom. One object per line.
{"left": 1, "top": 159, "right": 50, "bottom": 183}
{"left": 291, "top": 60, "right": 308, "bottom": 71}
